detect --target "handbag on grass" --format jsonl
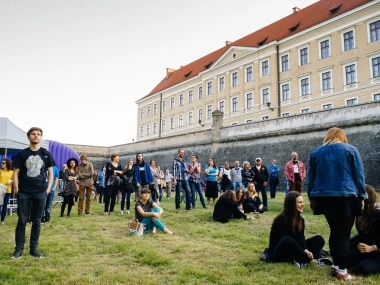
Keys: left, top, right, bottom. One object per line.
{"left": 128, "top": 219, "right": 144, "bottom": 236}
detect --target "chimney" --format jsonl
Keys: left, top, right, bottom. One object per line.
{"left": 166, "top": 68, "right": 175, "bottom": 78}
{"left": 225, "top": 40, "right": 232, "bottom": 46}
{"left": 293, "top": 7, "right": 301, "bottom": 14}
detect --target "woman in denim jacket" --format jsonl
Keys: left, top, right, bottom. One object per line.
{"left": 306, "top": 127, "right": 367, "bottom": 281}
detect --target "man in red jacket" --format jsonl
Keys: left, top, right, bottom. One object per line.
{"left": 284, "top": 152, "right": 306, "bottom": 193}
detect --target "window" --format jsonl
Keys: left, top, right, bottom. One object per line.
{"left": 343, "top": 30, "right": 354, "bottom": 51}
{"left": 170, "top": 97, "right": 175, "bottom": 109}
{"left": 207, "top": 82, "right": 212, "bottom": 95}
{"left": 147, "top": 106, "right": 150, "bottom": 117}
{"left": 232, "top": 122, "right": 238, "bottom": 126}
{"left": 322, "top": 103, "right": 333, "bottom": 110}
{"left": 198, "top": 86, "right": 202, "bottom": 99}
{"left": 320, "top": 39, "right": 330, "bottom": 59}
{"left": 162, "top": 101, "right": 166, "bottom": 112}
{"left": 170, "top": 117, "right": 174, "bottom": 129}
{"left": 369, "top": 20, "right": 380, "bottom": 42}
{"left": 300, "top": 78, "right": 310, "bottom": 96}
{"left": 301, "top": 108, "right": 310, "bottom": 114}
{"left": 322, "top": 71, "right": 332, "bottom": 91}
{"left": 178, "top": 115, "right": 183, "bottom": 128}
{"left": 140, "top": 126, "right": 143, "bottom": 137}
{"left": 281, "top": 84, "right": 290, "bottom": 101}
{"left": 281, "top": 113, "right": 290, "bottom": 117}
{"left": 262, "top": 116, "right": 269, "bottom": 120}
{"left": 281, "top": 54, "right": 289, "bottom": 72}
{"left": 246, "top": 93, "right": 253, "bottom": 109}
{"left": 219, "top": 77, "right": 225, "bottom": 91}
{"left": 300, "top": 47, "right": 308, "bottom": 65}
{"left": 179, "top": 94, "right": 184, "bottom": 106}
{"left": 374, "top": 93, "right": 380, "bottom": 102}
{"left": 246, "top": 119, "right": 253, "bottom": 123}
{"left": 219, "top": 101, "right": 225, "bottom": 113}
{"left": 372, "top": 56, "right": 380, "bottom": 78}
{"left": 188, "top": 90, "right": 193, "bottom": 103}
{"left": 146, "top": 125, "right": 150, "bottom": 136}
{"left": 345, "top": 64, "right": 356, "bottom": 85}
{"left": 346, "top": 98, "right": 358, "bottom": 106}
{"left": 153, "top": 123, "right": 157, "bottom": 134}
{"left": 246, "top": 66, "right": 253, "bottom": 82}
{"left": 232, "top": 72, "right": 238, "bottom": 87}
{"left": 261, "top": 60, "right": 269, "bottom": 76}
{"left": 198, "top": 109, "right": 202, "bottom": 121}
{"left": 262, "top": 88, "right": 269, "bottom": 104}
{"left": 188, "top": 112, "right": 193, "bottom": 125}
{"left": 232, "top": 97, "right": 238, "bottom": 113}
{"left": 161, "top": 120, "right": 166, "bottom": 132}
{"left": 207, "top": 105, "right": 212, "bottom": 119}
{"left": 153, "top": 104, "right": 157, "bottom": 115}
{"left": 140, "top": 108, "right": 144, "bottom": 119}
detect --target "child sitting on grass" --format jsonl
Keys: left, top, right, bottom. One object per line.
{"left": 135, "top": 188, "right": 175, "bottom": 235}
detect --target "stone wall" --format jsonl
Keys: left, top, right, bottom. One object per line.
{"left": 67, "top": 102, "right": 380, "bottom": 190}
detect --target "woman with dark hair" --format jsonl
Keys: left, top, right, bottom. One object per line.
{"left": 188, "top": 154, "right": 207, "bottom": 209}
{"left": 60, "top": 158, "right": 79, "bottom": 217}
{"left": 205, "top": 158, "right": 219, "bottom": 206}
{"left": 133, "top": 152, "right": 154, "bottom": 201}
{"left": 0, "top": 159, "right": 13, "bottom": 224}
{"left": 121, "top": 159, "right": 134, "bottom": 215}
{"left": 307, "top": 127, "right": 367, "bottom": 280}
{"left": 213, "top": 190, "right": 252, "bottom": 223}
{"left": 347, "top": 185, "right": 380, "bottom": 275}
{"left": 267, "top": 192, "right": 325, "bottom": 268}
{"left": 104, "top": 154, "right": 123, "bottom": 216}
{"left": 235, "top": 187, "right": 246, "bottom": 213}
{"left": 244, "top": 182, "right": 264, "bottom": 213}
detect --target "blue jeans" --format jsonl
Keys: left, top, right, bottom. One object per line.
{"left": 256, "top": 184, "right": 268, "bottom": 207}
{"left": 189, "top": 181, "right": 206, "bottom": 208}
{"left": 233, "top": 182, "right": 243, "bottom": 191}
{"left": 43, "top": 190, "right": 54, "bottom": 219}
{"left": 175, "top": 180, "right": 191, "bottom": 210}
{"left": 1, "top": 193, "right": 11, "bottom": 222}
{"left": 15, "top": 191, "right": 47, "bottom": 250}
{"left": 141, "top": 207, "right": 165, "bottom": 232}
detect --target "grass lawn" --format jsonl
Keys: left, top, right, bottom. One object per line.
{"left": 1, "top": 191, "right": 379, "bottom": 285}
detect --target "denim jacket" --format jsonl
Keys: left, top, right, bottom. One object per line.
{"left": 306, "top": 142, "right": 367, "bottom": 202}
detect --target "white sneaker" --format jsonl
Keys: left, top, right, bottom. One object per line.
{"left": 126, "top": 210, "right": 130, "bottom": 214}
{"left": 120, "top": 210, "right": 124, "bottom": 215}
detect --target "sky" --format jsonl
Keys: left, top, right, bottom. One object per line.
{"left": 0, "top": 0, "right": 317, "bottom": 147}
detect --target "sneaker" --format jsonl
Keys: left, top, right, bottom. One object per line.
{"left": 41, "top": 218, "right": 45, "bottom": 223}
{"left": 85, "top": 212, "right": 90, "bottom": 215}
{"left": 99, "top": 203, "right": 103, "bottom": 206}
{"left": 11, "top": 249, "right": 23, "bottom": 259}
{"left": 126, "top": 210, "right": 130, "bottom": 214}
{"left": 293, "top": 261, "right": 307, "bottom": 269}
{"left": 120, "top": 210, "right": 124, "bottom": 215}
{"left": 44, "top": 218, "right": 50, "bottom": 223}
{"left": 168, "top": 197, "right": 170, "bottom": 199}
{"left": 337, "top": 271, "right": 354, "bottom": 281}
{"left": 104, "top": 212, "right": 108, "bottom": 216}
{"left": 60, "top": 213, "right": 64, "bottom": 217}
{"left": 30, "top": 249, "right": 44, "bottom": 258}
{"left": 317, "top": 258, "right": 333, "bottom": 266}
{"left": 78, "top": 212, "right": 82, "bottom": 215}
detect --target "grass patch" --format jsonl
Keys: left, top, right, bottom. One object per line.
{"left": 0, "top": 192, "right": 379, "bottom": 284}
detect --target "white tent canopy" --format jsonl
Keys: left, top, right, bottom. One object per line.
{"left": 0, "top": 117, "right": 49, "bottom": 157}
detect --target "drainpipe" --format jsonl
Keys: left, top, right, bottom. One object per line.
{"left": 276, "top": 44, "right": 281, "bottom": 117}
{"left": 159, "top": 93, "right": 162, "bottom": 138}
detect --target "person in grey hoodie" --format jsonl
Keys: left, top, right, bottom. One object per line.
{"left": 230, "top": 161, "right": 243, "bottom": 191}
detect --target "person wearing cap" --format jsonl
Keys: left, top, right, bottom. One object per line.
{"left": 60, "top": 158, "right": 79, "bottom": 217}
{"left": 252, "top": 157, "right": 269, "bottom": 211}
{"left": 285, "top": 152, "right": 306, "bottom": 193}
{"left": 77, "top": 153, "right": 94, "bottom": 215}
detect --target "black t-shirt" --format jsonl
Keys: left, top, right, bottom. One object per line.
{"left": 293, "top": 161, "right": 301, "bottom": 182}
{"left": 13, "top": 147, "right": 54, "bottom": 194}
{"left": 135, "top": 199, "right": 153, "bottom": 222}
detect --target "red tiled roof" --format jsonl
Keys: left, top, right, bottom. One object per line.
{"left": 141, "top": 0, "right": 370, "bottom": 100}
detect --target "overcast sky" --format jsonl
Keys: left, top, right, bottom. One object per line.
{"left": 0, "top": 0, "right": 317, "bottom": 146}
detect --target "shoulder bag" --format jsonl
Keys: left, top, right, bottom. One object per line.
{"left": 128, "top": 219, "right": 144, "bottom": 236}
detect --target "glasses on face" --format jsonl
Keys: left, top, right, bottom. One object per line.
{"left": 1, "top": 162, "right": 5, "bottom": 164}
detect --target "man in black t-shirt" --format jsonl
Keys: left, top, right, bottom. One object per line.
{"left": 11, "top": 127, "right": 54, "bottom": 259}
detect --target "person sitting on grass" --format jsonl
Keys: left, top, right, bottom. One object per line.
{"left": 236, "top": 187, "right": 246, "bottom": 213}
{"left": 347, "top": 184, "right": 380, "bottom": 276}
{"left": 213, "top": 190, "right": 252, "bottom": 223}
{"left": 135, "top": 188, "right": 175, "bottom": 235}
{"left": 267, "top": 191, "right": 325, "bottom": 268}
{"left": 244, "top": 183, "right": 265, "bottom": 213}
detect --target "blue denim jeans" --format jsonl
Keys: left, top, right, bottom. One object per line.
{"left": 15, "top": 191, "right": 47, "bottom": 250}
{"left": 43, "top": 190, "right": 54, "bottom": 219}
{"left": 256, "top": 184, "right": 268, "bottom": 207}
{"left": 189, "top": 181, "right": 206, "bottom": 208}
{"left": 141, "top": 207, "right": 165, "bottom": 232}
{"left": 175, "top": 180, "right": 191, "bottom": 210}
{"left": 233, "top": 182, "right": 243, "bottom": 191}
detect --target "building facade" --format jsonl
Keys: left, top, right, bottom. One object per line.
{"left": 136, "top": 0, "right": 380, "bottom": 141}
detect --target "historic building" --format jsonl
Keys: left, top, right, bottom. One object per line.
{"left": 135, "top": 0, "right": 380, "bottom": 141}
